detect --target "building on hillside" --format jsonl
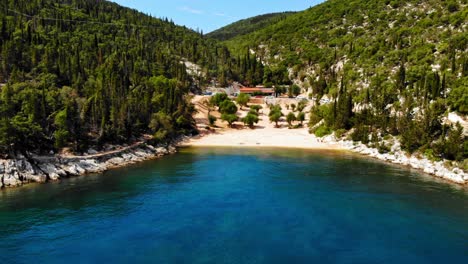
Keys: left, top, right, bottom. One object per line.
{"left": 239, "top": 87, "right": 275, "bottom": 96}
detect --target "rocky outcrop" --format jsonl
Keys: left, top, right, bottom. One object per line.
{"left": 330, "top": 137, "right": 468, "bottom": 185}
{"left": 0, "top": 142, "right": 180, "bottom": 189}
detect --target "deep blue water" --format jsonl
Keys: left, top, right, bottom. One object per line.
{"left": 0, "top": 147, "right": 467, "bottom": 264}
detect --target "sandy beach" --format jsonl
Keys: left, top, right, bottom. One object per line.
{"left": 182, "top": 96, "right": 343, "bottom": 150}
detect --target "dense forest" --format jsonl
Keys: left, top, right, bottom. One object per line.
{"left": 0, "top": 0, "right": 254, "bottom": 155}
{"left": 0, "top": 0, "right": 466, "bottom": 163}
{"left": 207, "top": 12, "right": 295, "bottom": 41}
{"left": 221, "top": 0, "right": 467, "bottom": 162}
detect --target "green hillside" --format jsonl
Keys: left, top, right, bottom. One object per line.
{"left": 224, "top": 0, "right": 467, "bottom": 161}
{"left": 207, "top": 12, "right": 295, "bottom": 41}
{"left": 0, "top": 0, "right": 238, "bottom": 154}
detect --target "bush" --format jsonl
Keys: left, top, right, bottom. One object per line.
{"left": 433, "top": 123, "right": 468, "bottom": 161}
{"left": 286, "top": 112, "right": 296, "bottom": 127}
{"left": 221, "top": 113, "right": 238, "bottom": 127}
{"left": 208, "top": 115, "right": 217, "bottom": 126}
{"left": 334, "top": 128, "right": 347, "bottom": 139}
{"left": 423, "top": 148, "right": 440, "bottom": 162}
{"left": 242, "top": 113, "right": 260, "bottom": 128}
{"left": 236, "top": 93, "right": 251, "bottom": 109}
{"left": 314, "top": 124, "right": 332, "bottom": 137}
{"left": 269, "top": 105, "right": 283, "bottom": 127}
{"left": 447, "top": 1, "right": 459, "bottom": 12}
{"left": 400, "top": 120, "right": 427, "bottom": 153}
{"left": 210, "top": 93, "right": 228, "bottom": 107}
{"left": 297, "top": 112, "right": 306, "bottom": 125}
{"left": 351, "top": 125, "right": 370, "bottom": 144}
{"left": 378, "top": 142, "right": 391, "bottom": 154}
{"left": 297, "top": 101, "right": 307, "bottom": 112}
{"left": 219, "top": 100, "right": 238, "bottom": 115}
{"left": 250, "top": 105, "right": 263, "bottom": 113}
{"left": 291, "top": 103, "right": 296, "bottom": 112}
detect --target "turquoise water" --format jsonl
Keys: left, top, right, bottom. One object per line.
{"left": 0, "top": 147, "right": 467, "bottom": 263}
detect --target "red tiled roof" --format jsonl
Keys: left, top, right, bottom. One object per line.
{"left": 240, "top": 88, "right": 274, "bottom": 93}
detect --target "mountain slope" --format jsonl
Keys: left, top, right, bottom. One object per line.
{"left": 226, "top": 0, "right": 467, "bottom": 161}
{"left": 0, "top": 0, "right": 236, "bottom": 154}
{"left": 207, "top": 12, "right": 295, "bottom": 41}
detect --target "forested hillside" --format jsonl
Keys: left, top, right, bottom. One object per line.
{"left": 207, "top": 12, "right": 294, "bottom": 41}
{"left": 0, "top": 0, "right": 242, "bottom": 155}
{"left": 224, "top": 0, "right": 467, "bottom": 162}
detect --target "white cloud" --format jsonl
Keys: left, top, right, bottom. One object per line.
{"left": 180, "top": 6, "right": 203, "bottom": 15}
{"left": 213, "top": 12, "right": 236, "bottom": 19}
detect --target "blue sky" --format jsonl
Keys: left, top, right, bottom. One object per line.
{"left": 111, "top": 0, "right": 324, "bottom": 33}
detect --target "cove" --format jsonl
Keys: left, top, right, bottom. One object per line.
{"left": 0, "top": 147, "right": 467, "bottom": 263}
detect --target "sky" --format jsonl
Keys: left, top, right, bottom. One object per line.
{"left": 111, "top": 0, "right": 324, "bottom": 33}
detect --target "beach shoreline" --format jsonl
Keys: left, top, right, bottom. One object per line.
{"left": 1, "top": 96, "right": 466, "bottom": 189}
{"left": 183, "top": 96, "right": 467, "bottom": 185}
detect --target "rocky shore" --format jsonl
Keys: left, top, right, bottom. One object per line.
{"left": 320, "top": 134, "right": 468, "bottom": 185}
{"left": 0, "top": 142, "right": 179, "bottom": 189}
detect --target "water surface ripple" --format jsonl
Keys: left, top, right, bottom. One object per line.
{"left": 0, "top": 148, "right": 467, "bottom": 263}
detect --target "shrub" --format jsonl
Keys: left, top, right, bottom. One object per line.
{"left": 269, "top": 105, "right": 283, "bottom": 127}
{"left": 291, "top": 103, "right": 296, "bottom": 112}
{"left": 236, "top": 93, "right": 250, "bottom": 109}
{"left": 219, "top": 100, "right": 238, "bottom": 115}
{"left": 309, "top": 108, "right": 323, "bottom": 127}
{"left": 250, "top": 105, "right": 263, "bottom": 113}
{"left": 210, "top": 93, "right": 228, "bottom": 107}
{"left": 297, "top": 112, "right": 306, "bottom": 126}
{"left": 314, "top": 124, "right": 332, "bottom": 137}
{"left": 378, "top": 142, "right": 391, "bottom": 154}
{"left": 286, "top": 112, "right": 296, "bottom": 127}
{"left": 242, "top": 113, "right": 260, "bottom": 128}
{"left": 208, "top": 114, "right": 217, "bottom": 126}
{"left": 297, "top": 101, "right": 307, "bottom": 112}
{"left": 221, "top": 113, "right": 238, "bottom": 127}
{"left": 334, "top": 129, "right": 347, "bottom": 139}
{"left": 351, "top": 125, "right": 370, "bottom": 144}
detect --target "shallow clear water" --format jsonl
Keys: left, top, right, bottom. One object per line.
{"left": 0, "top": 147, "right": 467, "bottom": 264}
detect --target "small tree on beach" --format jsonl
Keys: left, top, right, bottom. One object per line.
{"left": 269, "top": 112, "right": 282, "bottom": 127}
{"left": 236, "top": 93, "right": 250, "bottom": 110}
{"left": 269, "top": 105, "right": 283, "bottom": 128}
{"left": 219, "top": 100, "right": 238, "bottom": 115}
{"left": 297, "top": 101, "right": 307, "bottom": 112}
{"left": 250, "top": 105, "right": 263, "bottom": 114}
{"left": 291, "top": 103, "right": 296, "bottom": 112}
{"left": 297, "top": 112, "right": 305, "bottom": 126}
{"left": 242, "top": 113, "right": 260, "bottom": 128}
{"left": 222, "top": 113, "right": 238, "bottom": 127}
{"left": 286, "top": 112, "right": 296, "bottom": 127}
{"left": 208, "top": 114, "right": 217, "bottom": 126}
{"left": 210, "top": 93, "right": 228, "bottom": 108}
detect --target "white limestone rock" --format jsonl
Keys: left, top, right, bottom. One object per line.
{"left": 78, "top": 160, "right": 105, "bottom": 173}
{"left": 168, "top": 145, "right": 177, "bottom": 154}
{"left": 15, "top": 159, "right": 47, "bottom": 183}
{"left": 146, "top": 145, "right": 156, "bottom": 151}
{"left": 38, "top": 163, "right": 61, "bottom": 180}
{"left": 106, "top": 157, "right": 125, "bottom": 166}
{"left": 121, "top": 153, "right": 135, "bottom": 161}
{"left": 424, "top": 166, "right": 435, "bottom": 175}
{"left": 3, "top": 172, "right": 22, "bottom": 187}
{"left": 156, "top": 147, "right": 169, "bottom": 155}
{"left": 61, "top": 163, "right": 86, "bottom": 175}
